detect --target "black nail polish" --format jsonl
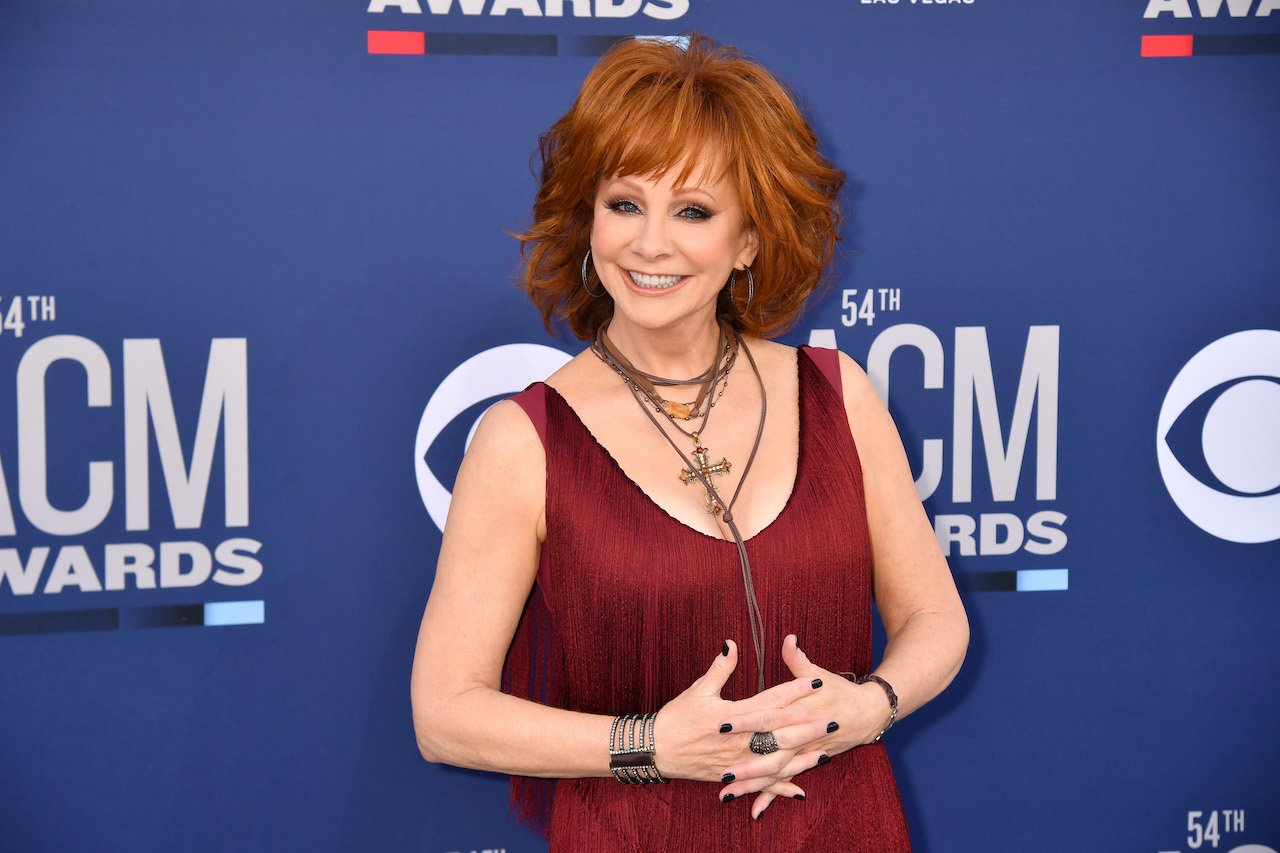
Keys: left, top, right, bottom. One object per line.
{"left": 722, "top": 641, "right": 730, "bottom": 656}
{"left": 793, "top": 793, "right": 806, "bottom": 801}
{"left": 811, "top": 678, "right": 823, "bottom": 689}
{"left": 817, "top": 754, "right": 831, "bottom": 765}
{"left": 721, "top": 773, "right": 735, "bottom": 783}
{"left": 826, "top": 721, "right": 839, "bottom": 733}
{"left": 722, "top": 793, "right": 735, "bottom": 803}
{"left": 719, "top": 723, "right": 733, "bottom": 734}
{"left": 753, "top": 810, "right": 762, "bottom": 821}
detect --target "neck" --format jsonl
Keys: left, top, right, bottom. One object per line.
{"left": 602, "top": 313, "right": 723, "bottom": 382}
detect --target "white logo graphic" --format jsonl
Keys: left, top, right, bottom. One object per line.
{"left": 368, "top": 0, "right": 690, "bottom": 20}
{"left": 1157, "top": 329, "right": 1280, "bottom": 544}
{"left": 414, "top": 343, "right": 571, "bottom": 531}
{"left": 1144, "top": 0, "right": 1280, "bottom": 18}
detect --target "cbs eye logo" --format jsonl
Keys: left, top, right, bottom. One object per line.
{"left": 1157, "top": 329, "right": 1280, "bottom": 544}
{"left": 414, "top": 343, "right": 571, "bottom": 532}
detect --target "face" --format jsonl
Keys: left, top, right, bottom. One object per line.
{"left": 590, "top": 161, "right": 758, "bottom": 336}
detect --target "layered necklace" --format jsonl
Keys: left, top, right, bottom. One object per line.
{"left": 591, "top": 320, "right": 739, "bottom": 514}
{"left": 590, "top": 318, "right": 769, "bottom": 692}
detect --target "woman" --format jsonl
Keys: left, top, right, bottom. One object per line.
{"left": 411, "top": 34, "right": 968, "bottom": 851}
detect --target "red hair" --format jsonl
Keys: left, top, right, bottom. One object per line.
{"left": 516, "top": 33, "right": 846, "bottom": 340}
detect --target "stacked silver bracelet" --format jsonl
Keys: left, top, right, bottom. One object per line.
{"left": 608, "top": 713, "right": 666, "bottom": 784}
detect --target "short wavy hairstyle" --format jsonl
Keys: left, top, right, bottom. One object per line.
{"left": 516, "top": 33, "right": 846, "bottom": 341}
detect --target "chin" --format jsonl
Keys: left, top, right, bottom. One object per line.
{"left": 609, "top": 300, "right": 710, "bottom": 334}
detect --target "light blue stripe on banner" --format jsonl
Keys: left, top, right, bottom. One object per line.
{"left": 1016, "top": 569, "right": 1068, "bottom": 592}
{"left": 204, "top": 601, "right": 265, "bottom": 626}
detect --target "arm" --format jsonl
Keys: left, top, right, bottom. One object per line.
{"left": 716, "top": 350, "right": 969, "bottom": 815}
{"left": 410, "top": 398, "right": 790, "bottom": 781}
{"left": 836, "top": 349, "right": 969, "bottom": 719}
{"left": 410, "top": 398, "right": 614, "bottom": 777}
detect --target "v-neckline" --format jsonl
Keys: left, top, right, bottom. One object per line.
{"left": 543, "top": 347, "right": 807, "bottom": 544}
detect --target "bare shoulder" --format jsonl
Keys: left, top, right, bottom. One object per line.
{"left": 468, "top": 396, "right": 543, "bottom": 463}
{"left": 449, "top": 395, "right": 547, "bottom": 539}
{"left": 823, "top": 348, "right": 909, "bottom": 464}
{"left": 832, "top": 348, "right": 884, "bottom": 418}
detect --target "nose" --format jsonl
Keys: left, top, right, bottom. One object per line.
{"left": 631, "top": 210, "right": 674, "bottom": 261}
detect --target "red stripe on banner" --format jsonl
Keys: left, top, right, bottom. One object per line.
{"left": 1141, "top": 35, "right": 1194, "bottom": 57}
{"left": 368, "top": 30, "right": 425, "bottom": 55}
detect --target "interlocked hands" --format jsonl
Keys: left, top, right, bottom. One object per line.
{"left": 652, "top": 634, "right": 895, "bottom": 820}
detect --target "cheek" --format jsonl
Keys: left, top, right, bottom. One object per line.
{"left": 688, "top": 225, "right": 744, "bottom": 266}
{"left": 590, "top": 210, "right": 629, "bottom": 254}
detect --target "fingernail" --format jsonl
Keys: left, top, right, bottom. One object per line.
{"left": 817, "top": 754, "right": 831, "bottom": 765}
{"left": 722, "top": 793, "right": 735, "bottom": 803}
{"left": 826, "top": 721, "right": 839, "bottom": 733}
{"left": 719, "top": 723, "right": 733, "bottom": 734}
{"left": 721, "top": 641, "right": 730, "bottom": 657}
{"left": 721, "top": 773, "right": 735, "bottom": 783}
{"left": 793, "top": 793, "right": 806, "bottom": 801}
{"left": 753, "top": 810, "right": 762, "bottom": 821}
{"left": 811, "top": 678, "right": 823, "bottom": 689}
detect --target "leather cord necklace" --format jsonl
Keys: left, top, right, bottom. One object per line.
{"left": 590, "top": 322, "right": 769, "bottom": 693}
{"left": 593, "top": 322, "right": 740, "bottom": 514}
{"left": 601, "top": 323, "right": 737, "bottom": 422}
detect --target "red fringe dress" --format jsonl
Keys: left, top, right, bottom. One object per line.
{"left": 505, "top": 345, "right": 911, "bottom": 852}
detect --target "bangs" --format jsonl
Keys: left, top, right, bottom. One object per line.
{"left": 519, "top": 33, "right": 845, "bottom": 341}
{"left": 590, "top": 79, "right": 738, "bottom": 191}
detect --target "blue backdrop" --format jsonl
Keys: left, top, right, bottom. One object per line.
{"left": 2, "top": 2, "right": 1277, "bottom": 851}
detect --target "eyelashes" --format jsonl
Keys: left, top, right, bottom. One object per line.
{"left": 604, "top": 198, "right": 713, "bottom": 221}
{"left": 605, "top": 198, "right": 641, "bottom": 215}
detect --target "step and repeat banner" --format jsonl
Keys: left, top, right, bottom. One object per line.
{"left": 1, "top": 2, "right": 1276, "bottom": 851}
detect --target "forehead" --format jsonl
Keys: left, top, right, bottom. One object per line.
{"left": 599, "top": 152, "right": 737, "bottom": 197}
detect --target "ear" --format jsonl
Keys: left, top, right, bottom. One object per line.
{"left": 736, "top": 228, "right": 760, "bottom": 269}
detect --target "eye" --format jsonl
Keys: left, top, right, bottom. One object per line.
{"left": 678, "top": 205, "right": 712, "bottom": 221}
{"left": 606, "top": 198, "right": 640, "bottom": 215}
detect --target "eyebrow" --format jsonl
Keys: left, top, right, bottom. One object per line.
{"left": 606, "top": 176, "right": 720, "bottom": 203}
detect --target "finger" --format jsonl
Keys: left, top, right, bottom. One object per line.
{"left": 781, "top": 633, "right": 825, "bottom": 680}
{"left": 750, "top": 790, "right": 775, "bottom": 820}
{"left": 772, "top": 718, "right": 838, "bottom": 752}
{"left": 695, "top": 639, "right": 738, "bottom": 699}
{"left": 747, "top": 768, "right": 798, "bottom": 819}
{"left": 726, "top": 747, "right": 831, "bottom": 786}
{"left": 770, "top": 779, "right": 807, "bottom": 801}
{"left": 719, "top": 673, "right": 823, "bottom": 729}
{"left": 750, "top": 776, "right": 807, "bottom": 820}
{"left": 719, "top": 751, "right": 829, "bottom": 799}
{"left": 718, "top": 703, "right": 816, "bottom": 736}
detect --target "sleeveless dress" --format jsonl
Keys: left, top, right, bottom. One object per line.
{"left": 504, "top": 345, "right": 911, "bottom": 852}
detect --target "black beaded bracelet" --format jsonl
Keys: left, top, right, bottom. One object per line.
{"left": 608, "top": 713, "right": 667, "bottom": 784}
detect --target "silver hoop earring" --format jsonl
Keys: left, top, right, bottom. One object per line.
{"left": 730, "top": 266, "right": 754, "bottom": 314}
{"left": 581, "top": 249, "right": 604, "bottom": 298}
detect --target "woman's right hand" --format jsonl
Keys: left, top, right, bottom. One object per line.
{"left": 653, "top": 639, "right": 819, "bottom": 807}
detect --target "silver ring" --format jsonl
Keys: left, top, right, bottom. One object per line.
{"left": 749, "top": 731, "right": 778, "bottom": 755}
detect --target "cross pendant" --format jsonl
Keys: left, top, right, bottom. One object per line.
{"left": 680, "top": 444, "right": 733, "bottom": 514}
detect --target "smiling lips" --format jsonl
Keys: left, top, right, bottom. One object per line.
{"left": 629, "top": 271, "right": 686, "bottom": 290}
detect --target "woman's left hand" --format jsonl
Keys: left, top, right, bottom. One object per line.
{"left": 715, "top": 634, "right": 894, "bottom": 819}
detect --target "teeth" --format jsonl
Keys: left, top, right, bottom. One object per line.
{"left": 630, "top": 271, "right": 684, "bottom": 289}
